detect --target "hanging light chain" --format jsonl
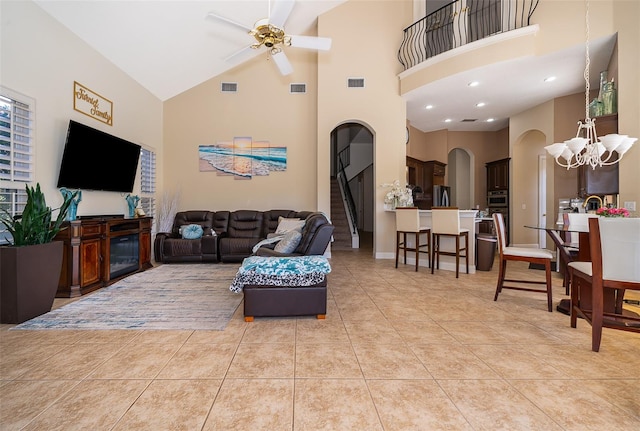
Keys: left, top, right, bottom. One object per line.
{"left": 584, "top": 0, "right": 590, "bottom": 120}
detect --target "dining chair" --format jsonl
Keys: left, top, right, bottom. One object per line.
{"left": 492, "top": 212, "right": 554, "bottom": 311}
{"left": 395, "top": 207, "right": 431, "bottom": 271}
{"left": 568, "top": 217, "right": 640, "bottom": 352}
{"left": 548, "top": 229, "right": 578, "bottom": 295}
{"left": 431, "top": 207, "right": 468, "bottom": 278}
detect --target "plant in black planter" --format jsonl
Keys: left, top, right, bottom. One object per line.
{"left": 0, "top": 184, "right": 78, "bottom": 324}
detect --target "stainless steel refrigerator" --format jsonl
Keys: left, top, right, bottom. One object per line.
{"left": 433, "top": 185, "right": 451, "bottom": 207}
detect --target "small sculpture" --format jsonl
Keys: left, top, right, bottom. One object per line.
{"left": 60, "top": 188, "right": 82, "bottom": 221}
{"left": 125, "top": 194, "right": 140, "bottom": 218}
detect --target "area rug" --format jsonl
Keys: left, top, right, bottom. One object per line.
{"left": 12, "top": 264, "right": 243, "bottom": 331}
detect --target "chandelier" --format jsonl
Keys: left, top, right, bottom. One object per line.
{"left": 544, "top": 0, "right": 636, "bottom": 169}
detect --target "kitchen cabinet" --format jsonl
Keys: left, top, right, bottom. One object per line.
{"left": 486, "top": 158, "right": 510, "bottom": 190}
{"left": 407, "top": 157, "right": 446, "bottom": 210}
{"left": 577, "top": 114, "right": 619, "bottom": 196}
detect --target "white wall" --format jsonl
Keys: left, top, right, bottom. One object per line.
{"left": 0, "top": 1, "right": 163, "bottom": 216}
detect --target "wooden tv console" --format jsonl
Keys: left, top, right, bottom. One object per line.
{"left": 55, "top": 216, "right": 153, "bottom": 298}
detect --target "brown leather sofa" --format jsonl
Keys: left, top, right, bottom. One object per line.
{"left": 153, "top": 209, "right": 334, "bottom": 263}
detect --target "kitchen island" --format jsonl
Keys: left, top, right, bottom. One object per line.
{"left": 387, "top": 209, "right": 479, "bottom": 274}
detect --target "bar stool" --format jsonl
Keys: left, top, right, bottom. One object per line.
{"left": 431, "top": 207, "right": 469, "bottom": 278}
{"left": 395, "top": 207, "right": 431, "bottom": 271}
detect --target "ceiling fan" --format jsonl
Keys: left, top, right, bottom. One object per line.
{"left": 206, "top": 0, "right": 332, "bottom": 76}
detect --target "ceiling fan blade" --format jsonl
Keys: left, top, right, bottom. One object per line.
{"left": 269, "top": 0, "right": 295, "bottom": 28}
{"left": 271, "top": 51, "right": 293, "bottom": 76}
{"left": 289, "top": 35, "right": 332, "bottom": 51}
{"left": 206, "top": 12, "right": 253, "bottom": 33}
{"left": 224, "top": 45, "right": 255, "bottom": 63}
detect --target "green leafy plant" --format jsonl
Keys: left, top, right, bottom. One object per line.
{"left": 0, "top": 183, "right": 77, "bottom": 246}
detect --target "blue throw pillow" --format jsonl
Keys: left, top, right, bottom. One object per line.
{"left": 181, "top": 224, "right": 204, "bottom": 239}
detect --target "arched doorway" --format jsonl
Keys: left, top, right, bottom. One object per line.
{"left": 447, "top": 147, "right": 474, "bottom": 209}
{"left": 330, "top": 122, "right": 374, "bottom": 250}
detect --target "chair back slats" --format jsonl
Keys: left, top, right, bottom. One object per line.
{"left": 395, "top": 207, "right": 421, "bottom": 232}
{"left": 596, "top": 217, "right": 640, "bottom": 283}
{"left": 431, "top": 207, "right": 460, "bottom": 235}
{"left": 492, "top": 212, "right": 506, "bottom": 253}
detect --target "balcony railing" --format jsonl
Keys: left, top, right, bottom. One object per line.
{"left": 398, "top": 0, "right": 539, "bottom": 71}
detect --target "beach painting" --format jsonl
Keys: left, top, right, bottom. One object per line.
{"left": 198, "top": 137, "right": 287, "bottom": 179}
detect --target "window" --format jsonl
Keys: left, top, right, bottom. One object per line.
{"left": 0, "top": 88, "right": 34, "bottom": 184}
{"left": 0, "top": 88, "right": 34, "bottom": 244}
{"left": 140, "top": 147, "right": 156, "bottom": 221}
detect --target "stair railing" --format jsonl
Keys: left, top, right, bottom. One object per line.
{"left": 398, "top": 0, "right": 540, "bottom": 70}
{"left": 337, "top": 153, "right": 358, "bottom": 235}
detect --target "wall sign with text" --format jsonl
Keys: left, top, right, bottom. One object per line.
{"left": 73, "top": 81, "right": 113, "bottom": 125}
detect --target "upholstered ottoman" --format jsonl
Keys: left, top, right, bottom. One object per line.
{"left": 229, "top": 256, "right": 331, "bottom": 322}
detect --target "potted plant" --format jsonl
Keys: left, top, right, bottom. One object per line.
{"left": 0, "top": 184, "right": 77, "bottom": 323}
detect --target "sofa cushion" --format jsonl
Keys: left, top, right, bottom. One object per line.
{"left": 274, "top": 230, "right": 302, "bottom": 253}
{"left": 181, "top": 224, "right": 204, "bottom": 239}
{"left": 275, "top": 217, "right": 305, "bottom": 234}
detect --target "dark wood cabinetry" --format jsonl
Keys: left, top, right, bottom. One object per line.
{"left": 577, "top": 114, "right": 619, "bottom": 196}
{"left": 55, "top": 216, "right": 153, "bottom": 298}
{"left": 486, "top": 158, "right": 510, "bottom": 190}
{"left": 407, "top": 157, "right": 446, "bottom": 209}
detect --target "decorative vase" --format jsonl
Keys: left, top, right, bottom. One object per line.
{"left": 393, "top": 196, "right": 399, "bottom": 209}
{"left": 125, "top": 194, "right": 140, "bottom": 218}
{"left": 60, "top": 188, "right": 81, "bottom": 221}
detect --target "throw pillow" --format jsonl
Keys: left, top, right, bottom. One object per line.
{"left": 274, "top": 230, "right": 302, "bottom": 254}
{"left": 181, "top": 224, "right": 204, "bottom": 239}
{"left": 275, "top": 217, "right": 305, "bottom": 235}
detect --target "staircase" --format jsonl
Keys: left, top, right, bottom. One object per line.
{"left": 330, "top": 178, "right": 354, "bottom": 250}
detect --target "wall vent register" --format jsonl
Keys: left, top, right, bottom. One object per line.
{"left": 221, "top": 82, "right": 238, "bottom": 92}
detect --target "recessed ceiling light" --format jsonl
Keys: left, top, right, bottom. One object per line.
{"left": 544, "top": 76, "right": 556, "bottom": 82}
{"left": 487, "top": 118, "right": 495, "bottom": 122}
{"left": 468, "top": 81, "right": 480, "bottom": 87}
{"left": 425, "top": 104, "right": 433, "bottom": 110}
{"left": 444, "top": 119, "right": 452, "bottom": 123}
{"left": 476, "top": 102, "right": 486, "bottom": 107}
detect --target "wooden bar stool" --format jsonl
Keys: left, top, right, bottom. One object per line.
{"left": 430, "top": 207, "right": 468, "bottom": 278}
{"left": 395, "top": 207, "right": 431, "bottom": 271}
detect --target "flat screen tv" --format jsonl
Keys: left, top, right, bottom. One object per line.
{"left": 56, "top": 120, "right": 141, "bottom": 193}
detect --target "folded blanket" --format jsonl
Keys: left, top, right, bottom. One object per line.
{"left": 229, "top": 256, "right": 331, "bottom": 293}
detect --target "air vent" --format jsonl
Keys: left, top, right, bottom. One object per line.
{"left": 290, "top": 83, "right": 306, "bottom": 94}
{"left": 347, "top": 78, "right": 365, "bottom": 88}
{"left": 461, "top": 119, "right": 477, "bottom": 122}
{"left": 221, "top": 82, "right": 238, "bottom": 93}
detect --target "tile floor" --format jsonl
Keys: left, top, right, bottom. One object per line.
{"left": 1, "top": 247, "right": 639, "bottom": 430}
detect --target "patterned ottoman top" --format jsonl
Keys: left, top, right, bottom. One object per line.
{"left": 238, "top": 256, "right": 332, "bottom": 276}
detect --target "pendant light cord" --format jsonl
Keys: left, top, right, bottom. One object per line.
{"left": 584, "top": 0, "right": 591, "bottom": 120}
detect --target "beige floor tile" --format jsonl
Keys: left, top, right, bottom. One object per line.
{"left": 438, "top": 379, "right": 563, "bottom": 430}
{"left": 510, "top": 379, "right": 640, "bottom": 431}
{"left": 295, "top": 343, "right": 362, "bottom": 378}
{"left": 88, "top": 343, "right": 180, "bottom": 379}
{"left": 19, "top": 343, "right": 125, "bottom": 380}
{"left": 0, "top": 380, "right": 80, "bottom": 431}
{"left": 226, "top": 343, "right": 295, "bottom": 378}
{"left": 293, "top": 379, "right": 383, "bottom": 431}
{"left": 241, "top": 319, "right": 296, "bottom": 343}
{"left": 185, "top": 322, "right": 247, "bottom": 344}
{"left": 112, "top": 379, "right": 221, "bottom": 430}
{"left": 131, "top": 329, "right": 193, "bottom": 344}
{"left": 343, "top": 319, "right": 404, "bottom": 344}
{"left": 202, "top": 378, "right": 293, "bottom": 430}
{"left": 389, "top": 319, "right": 459, "bottom": 344}
{"left": 0, "top": 342, "right": 68, "bottom": 380}
{"left": 72, "top": 329, "right": 143, "bottom": 344}
{"left": 295, "top": 319, "right": 349, "bottom": 343}
{"left": 368, "top": 379, "right": 474, "bottom": 430}
{"left": 156, "top": 343, "right": 237, "bottom": 379}
{"left": 352, "top": 343, "right": 432, "bottom": 379}
{"left": 411, "top": 343, "right": 500, "bottom": 379}
{"left": 578, "top": 379, "right": 640, "bottom": 420}
{"left": 437, "top": 321, "right": 513, "bottom": 344}
{"left": 21, "top": 379, "right": 149, "bottom": 431}
{"left": 468, "top": 344, "right": 567, "bottom": 379}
